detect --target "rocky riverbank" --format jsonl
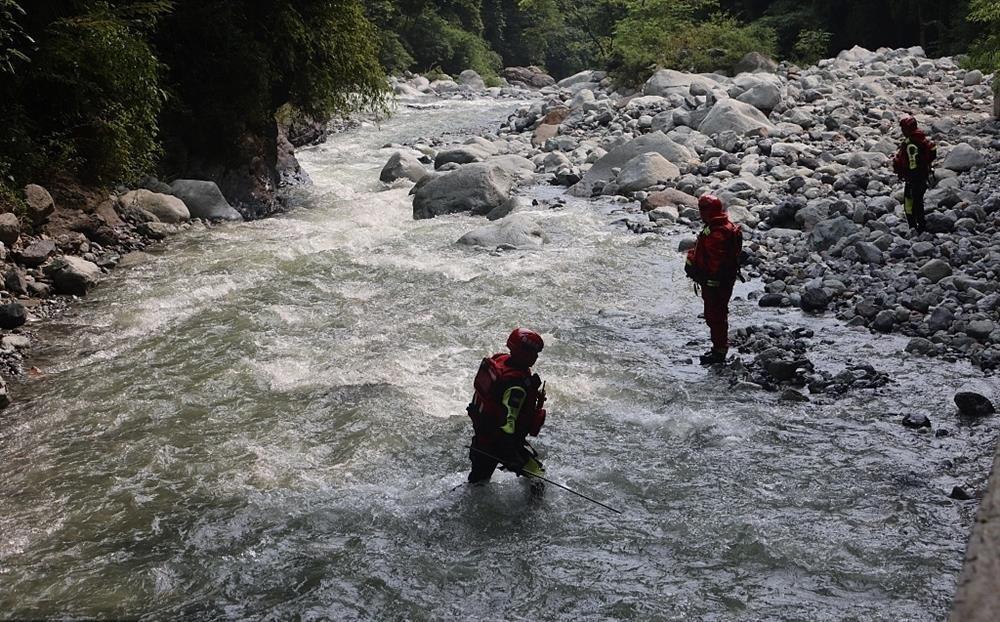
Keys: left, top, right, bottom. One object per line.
{"left": 384, "top": 48, "right": 1000, "bottom": 378}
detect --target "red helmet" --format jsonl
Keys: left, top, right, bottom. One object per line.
{"left": 900, "top": 116, "right": 918, "bottom": 135}
{"left": 698, "top": 194, "right": 723, "bottom": 214}
{"left": 507, "top": 328, "right": 544, "bottom": 357}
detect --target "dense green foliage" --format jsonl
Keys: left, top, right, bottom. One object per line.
{"left": 612, "top": 0, "right": 776, "bottom": 82}
{"left": 0, "top": 0, "right": 386, "bottom": 195}
{"left": 968, "top": 0, "right": 1000, "bottom": 90}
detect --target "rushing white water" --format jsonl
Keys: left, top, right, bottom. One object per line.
{"left": 0, "top": 100, "right": 996, "bottom": 621}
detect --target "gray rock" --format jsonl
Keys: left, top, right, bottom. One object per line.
{"left": 1, "top": 334, "right": 29, "bottom": 350}
{"left": 808, "top": 216, "right": 858, "bottom": 251}
{"left": 800, "top": 286, "right": 831, "bottom": 312}
{"left": 967, "top": 320, "right": 997, "bottom": 340}
{"left": 381, "top": 152, "right": 427, "bottom": 183}
{"left": 47, "top": 255, "right": 102, "bottom": 296}
{"left": 736, "top": 79, "right": 781, "bottom": 112}
{"left": 902, "top": 413, "right": 931, "bottom": 429}
{"left": 412, "top": 163, "right": 515, "bottom": 219}
{"left": 0, "top": 303, "right": 26, "bottom": 329}
{"left": 557, "top": 70, "right": 607, "bottom": 88}
{"left": 854, "top": 241, "right": 884, "bottom": 265}
{"left": 569, "top": 132, "right": 696, "bottom": 197}
{"left": 918, "top": 258, "right": 952, "bottom": 283}
{"left": 16, "top": 239, "right": 56, "bottom": 267}
{"left": 905, "top": 337, "right": 934, "bottom": 354}
{"left": 24, "top": 184, "right": 55, "bottom": 224}
{"left": 942, "top": 143, "right": 986, "bottom": 172}
{"left": 616, "top": 153, "right": 680, "bottom": 193}
{"left": 734, "top": 52, "right": 778, "bottom": 74}
{"left": 457, "top": 69, "right": 485, "bottom": 90}
{"left": 485, "top": 196, "right": 529, "bottom": 221}
{"left": 4, "top": 268, "right": 26, "bottom": 295}
{"left": 434, "top": 146, "right": 489, "bottom": 168}
{"left": 643, "top": 69, "right": 718, "bottom": 97}
{"left": 699, "top": 99, "right": 778, "bottom": 136}
{"left": 457, "top": 214, "right": 547, "bottom": 249}
{"left": 169, "top": 180, "right": 243, "bottom": 221}
{"left": 0, "top": 376, "right": 9, "bottom": 409}
{"left": 872, "top": 309, "right": 896, "bottom": 332}
{"left": 963, "top": 69, "right": 984, "bottom": 86}
{"left": 0, "top": 213, "right": 20, "bottom": 246}
{"left": 927, "top": 306, "right": 955, "bottom": 332}
{"left": 119, "top": 189, "right": 190, "bottom": 224}
{"left": 954, "top": 392, "right": 995, "bottom": 416}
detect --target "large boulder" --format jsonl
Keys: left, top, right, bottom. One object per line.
{"left": 615, "top": 153, "right": 680, "bottom": 193}
{"left": 457, "top": 213, "right": 548, "bottom": 249}
{"left": 0, "top": 212, "right": 20, "bottom": 246}
{"left": 168, "top": 180, "right": 243, "bottom": 221}
{"left": 808, "top": 216, "right": 858, "bottom": 251}
{"left": 918, "top": 258, "right": 952, "bottom": 283}
{"left": 119, "top": 189, "right": 190, "bottom": 224}
{"left": 24, "top": 184, "right": 55, "bottom": 225}
{"left": 46, "top": 255, "right": 101, "bottom": 296}
{"left": 457, "top": 69, "right": 486, "bottom": 90}
{"left": 434, "top": 145, "right": 490, "bottom": 168}
{"left": 412, "top": 163, "right": 515, "bottom": 219}
{"left": 557, "top": 70, "right": 607, "bottom": 88}
{"left": 502, "top": 66, "right": 555, "bottom": 89}
{"left": 942, "top": 143, "right": 986, "bottom": 172}
{"left": 16, "top": 239, "right": 56, "bottom": 267}
{"left": 735, "top": 76, "right": 781, "bottom": 112}
{"left": 569, "top": 132, "right": 697, "bottom": 197}
{"left": 734, "top": 52, "right": 778, "bottom": 74}
{"left": 643, "top": 69, "right": 719, "bottom": 97}
{"left": 954, "top": 392, "right": 995, "bottom": 416}
{"left": 698, "top": 99, "right": 777, "bottom": 137}
{"left": 646, "top": 188, "right": 699, "bottom": 210}
{"left": 380, "top": 152, "right": 427, "bottom": 183}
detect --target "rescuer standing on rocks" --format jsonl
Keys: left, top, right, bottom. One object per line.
{"left": 893, "top": 116, "right": 937, "bottom": 235}
{"left": 685, "top": 195, "right": 744, "bottom": 365}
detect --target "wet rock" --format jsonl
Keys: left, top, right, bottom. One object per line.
{"left": 780, "top": 389, "right": 809, "bottom": 402}
{"left": 0, "top": 213, "right": 20, "bottom": 246}
{"left": 0, "top": 376, "right": 9, "bottom": 409}
{"left": 457, "top": 69, "right": 485, "bottom": 90}
{"left": 901, "top": 413, "right": 931, "bottom": 429}
{"left": 949, "top": 486, "right": 972, "bottom": 500}
{"left": 381, "top": 151, "right": 427, "bottom": 183}
{"left": 169, "top": 179, "right": 243, "bottom": 221}
{"left": 765, "top": 358, "right": 810, "bottom": 381}
{"left": 905, "top": 337, "right": 934, "bottom": 354}
{"left": 678, "top": 237, "right": 697, "bottom": 252}
{"left": 413, "top": 162, "right": 515, "bottom": 219}
{"left": 0, "top": 303, "right": 27, "bottom": 329}
{"left": 758, "top": 293, "right": 785, "bottom": 307}
{"left": 800, "top": 286, "right": 831, "bottom": 313}
{"left": 119, "top": 189, "right": 190, "bottom": 224}
{"left": 457, "top": 213, "right": 547, "bottom": 249}
{"left": 46, "top": 256, "right": 102, "bottom": 296}
{"left": 23, "top": 183, "right": 55, "bottom": 224}
{"left": 872, "top": 309, "right": 896, "bottom": 333}
{"left": 954, "top": 392, "right": 996, "bottom": 417}
{"left": 16, "top": 239, "right": 56, "bottom": 267}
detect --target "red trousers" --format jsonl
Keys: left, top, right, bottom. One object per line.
{"left": 702, "top": 281, "right": 734, "bottom": 351}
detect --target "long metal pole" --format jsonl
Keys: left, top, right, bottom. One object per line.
{"left": 470, "top": 445, "right": 623, "bottom": 514}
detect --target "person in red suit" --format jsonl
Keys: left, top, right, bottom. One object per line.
{"left": 892, "top": 116, "right": 937, "bottom": 235}
{"left": 685, "top": 195, "right": 743, "bottom": 365}
{"left": 466, "top": 328, "right": 547, "bottom": 484}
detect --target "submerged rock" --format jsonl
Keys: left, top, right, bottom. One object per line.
{"left": 954, "top": 392, "right": 996, "bottom": 417}
{"left": 457, "top": 213, "right": 547, "bottom": 249}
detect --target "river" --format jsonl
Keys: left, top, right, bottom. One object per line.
{"left": 0, "top": 99, "right": 996, "bottom": 621}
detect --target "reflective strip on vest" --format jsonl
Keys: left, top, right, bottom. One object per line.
{"left": 499, "top": 386, "right": 526, "bottom": 434}
{"left": 907, "top": 142, "right": 920, "bottom": 171}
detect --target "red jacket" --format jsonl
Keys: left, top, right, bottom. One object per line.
{"left": 893, "top": 129, "right": 936, "bottom": 180}
{"left": 686, "top": 211, "right": 742, "bottom": 286}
